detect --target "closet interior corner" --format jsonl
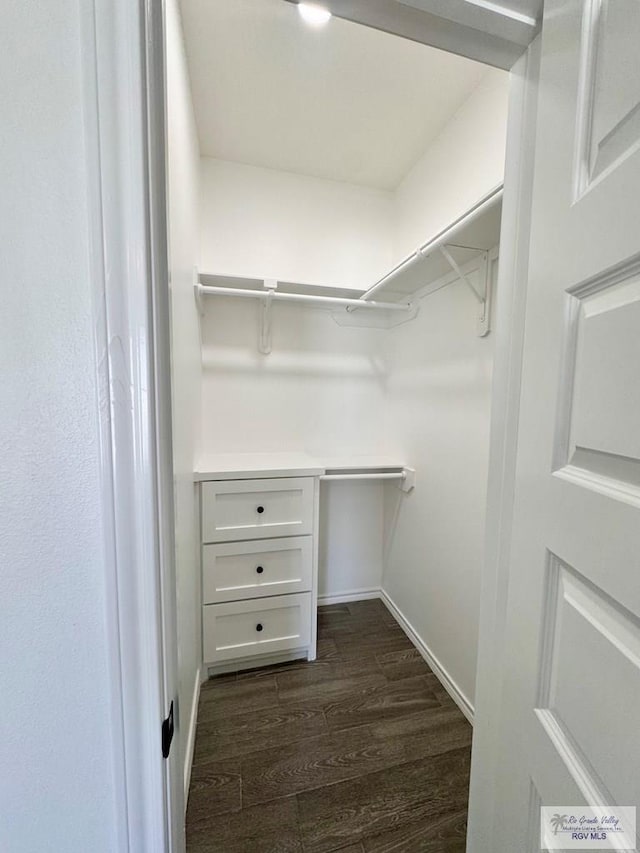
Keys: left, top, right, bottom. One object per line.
{"left": 167, "top": 0, "right": 510, "bottom": 844}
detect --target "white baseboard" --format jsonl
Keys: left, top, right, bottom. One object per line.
{"left": 317, "top": 587, "right": 381, "bottom": 606}
{"left": 380, "top": 589, "right": 474, "bottom": 725}
{"left": 183, "top": 665, "right": 202, "bottom": 806}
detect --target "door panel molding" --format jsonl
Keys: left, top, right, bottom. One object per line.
{"left": 537, "top": 553, "right": 640, "bottom": 807}
{"left": 574, "top": 0, "right": 640, "bottom": 199}
{"left": 552, "top": 251, "right": 640, "bottom": 506}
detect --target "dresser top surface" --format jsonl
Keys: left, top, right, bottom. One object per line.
{"left": 194, "top": 452, "right": 406, "bottom": 481}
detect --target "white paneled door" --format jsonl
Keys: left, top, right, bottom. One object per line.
{"left": 491, "top": 0, "right": 640, "bottom": 849}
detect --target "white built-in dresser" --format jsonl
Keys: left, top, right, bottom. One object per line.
{"left": 195, "top": 453, "right": 412, "bottom": 675}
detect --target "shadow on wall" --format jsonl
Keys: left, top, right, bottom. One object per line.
{"left": 200, "top": 298, "right": 389, "bottom": 382}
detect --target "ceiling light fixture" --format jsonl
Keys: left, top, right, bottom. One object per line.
{"left": 298, "top": 3, "right": 332, "bottom": 26}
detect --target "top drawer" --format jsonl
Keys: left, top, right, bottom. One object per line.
{"left": 201, "top": 477, "right": 315, "bottom": 543}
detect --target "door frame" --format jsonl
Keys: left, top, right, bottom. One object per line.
{"left": 83, "top": 1, "right": 542, "bottom": 850}
{"left": 466, "top": 35, "right": 542, "bottom": 852}
{"left": 81, "top": 0, "right": 182, "bottom": 849}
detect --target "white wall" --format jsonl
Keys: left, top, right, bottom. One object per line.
{"left": 379, "top": 68, "right": 508, "bottom": 711}
{"left": 199, "top": 296, "right": 389, "bottom": 596}
{"left": 0, "top": 3, "right": 118, "bottom": 851}
{"left": 392, "top": 68, "right": 508, "bottom": 261}
{"left": 200, "top": 158, "right": 393, "bottom": 290}
{"left": 200, "top": 298, "right": 389, "bottom": 456}
{"left": 166, "top": 0, "right": 202, "bottom": 790}
{"left": 319, "top": 482, "right": 384, "bottom": 600}
{"left": 382, "top": 258, "right": 499, "bottom": 710}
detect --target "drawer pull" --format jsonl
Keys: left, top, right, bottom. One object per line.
{"left": 256, "top": 505, "right": 265, "bottom": 514}
{"left": 256, "top": 623, "right": 264, "bottom": 632}
{"left": 256, "top": 565, "right": 264, "bottom": 574}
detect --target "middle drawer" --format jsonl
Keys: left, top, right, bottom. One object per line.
{"left": 202, "top": 536, "right": 313, "bottom": 604}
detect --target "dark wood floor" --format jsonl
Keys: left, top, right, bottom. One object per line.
{"left": 186, "top": 599, "right": 472, "bottom": 853}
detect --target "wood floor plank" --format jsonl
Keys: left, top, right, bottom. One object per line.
{"left": 363, "top": 808, "right": 468, "bottom": 852}
{"left": 376, "top": 647, "right": 435, "bottom": 682}
{"left": 186, "top": 758, "right": 241, "bottom": 823}
{"left": 319, "top": 619, "right": 404, "bottom": 641}
{"left": 236, "top": 657, "right": 319, "bottom": 681}
{"left": 193, "top": 705, "right": 328, "bottom": 764}
{"left": 346, "top": 599, "right": 388, "bottom": 620}
{"left": 198, "top": 676, "right": 279, "bottom": 723}
{"left": 432, "top": 686, "right": 463, "bottom": 714}
{"left": 186, "top": 795, "right": 302, "bottom": 853}
{"left": 241, "top": 725, "right": 405, "bottom": 806}
{"left": 323, "top": 675, "right": 441, "bottom": 732}
{"left": 200, "top": 671, "right": 237, "bottom": 686}
{"left": 316, "top": 638, "right": 341, "bottom": 660}
{"left": 334, "top": 633, "right": 413, "bottom": 662}
{"left": 378, "top": 604, "right": 400, "bottom": 628}
{"left": 318, "top": 604, "right": 351, "bottom": 615}
{"left": 297, "top": 748, "right": 471, "bottom": 853}
{"left": 276, "top": 660, "right": 385, "bottom": 708}
{"left": 186, "top": 599, "right": 472, "bottom": 853}
{"left": 318, "top": 607, "right": 353, "bottom": 624}
{"left": 242, "top": 707, "right": 470, "bottom": 807}
{"left": 277, "top": 657, "right": 380, "bottom": 688}
{"left": 367, "top": 706, "right": 472, "bottom": 759}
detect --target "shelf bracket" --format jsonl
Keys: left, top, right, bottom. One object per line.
{"left": 439, "top": 246, "right": 491, "bottom": 337}
{"left": 476, "top": 252, "right": 491, "bottom": 337}
{"left": 439, "top": 245, "right": 484, "bottom": 302}
{"left": 400, "top": 467, "right": 416, "bottom": 493}
{"left": 258, "top": 279, "right": 277, "bottom": 355}
{"left": 194, "top": 266, "right": 204, "bottom": 316}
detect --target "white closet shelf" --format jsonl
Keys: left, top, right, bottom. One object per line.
{"left": 194, "top": 452, "right": 326, "bottom": 481}
{"left": 199, "top": 275, "right": 366, "bottom": 301}
{"left": 195, "top": 278, "right": 412, "bottom": 313}
{"left": 195, "top": 186, "right": 502, "bottom": 345}
{"left": 359, "top": 185, "right": 503, "bottom": 305}
{"left": 194, "top": 453, "right": 415, "bottom": 491}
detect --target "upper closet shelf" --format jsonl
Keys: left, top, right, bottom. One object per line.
{"left": 346, "top": 185, "right": 503, "bottom": 337}
{"left": 194, "top": 186, "right": 503, "bottom": 347}
{"left": 360, "top": 186, "right": 502, "bottom": 304}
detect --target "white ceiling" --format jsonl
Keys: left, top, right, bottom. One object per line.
{"left": 180, "top": 0, "right": 490, "bottom": 190}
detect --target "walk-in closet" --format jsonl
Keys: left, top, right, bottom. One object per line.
{"left": 167, "top": 0, "right": 508, "bottom": 848}
{"left": 11, "top": 0, "right": 639, "bottom": 848}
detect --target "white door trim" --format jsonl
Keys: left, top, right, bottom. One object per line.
{"left": 81, "top": 0, "right": 178, "bottom": 849}
{"left": 466, "top": 35, "right": 542, "bottom": 853}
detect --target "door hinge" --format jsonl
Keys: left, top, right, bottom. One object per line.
{"left": 161, "top": 700, "right": 174, "bottom": 759}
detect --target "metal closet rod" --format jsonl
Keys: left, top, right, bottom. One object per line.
{"left": 361, "top": 185, "right": 504, "bottom": 302}
{"left": 196, "top": 284, "right": 412, "bottom": 312}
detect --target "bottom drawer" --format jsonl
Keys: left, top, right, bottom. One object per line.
{"left": 203, "top": 593, "right": 312, "bottom": 663}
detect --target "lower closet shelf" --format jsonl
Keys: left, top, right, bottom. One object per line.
{"left": 203, "top": 593, "right": 312, "bottom": 664}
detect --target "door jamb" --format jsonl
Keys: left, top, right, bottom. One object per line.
{"left": 466, "top": 35, "right": 542, "bottom": 852}
{"left": 81, "top": 0, "right": 181, "bottom": 849}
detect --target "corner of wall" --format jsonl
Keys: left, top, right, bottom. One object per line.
{"left": 166, "top": 0, "right": 204, "bottom": 793}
